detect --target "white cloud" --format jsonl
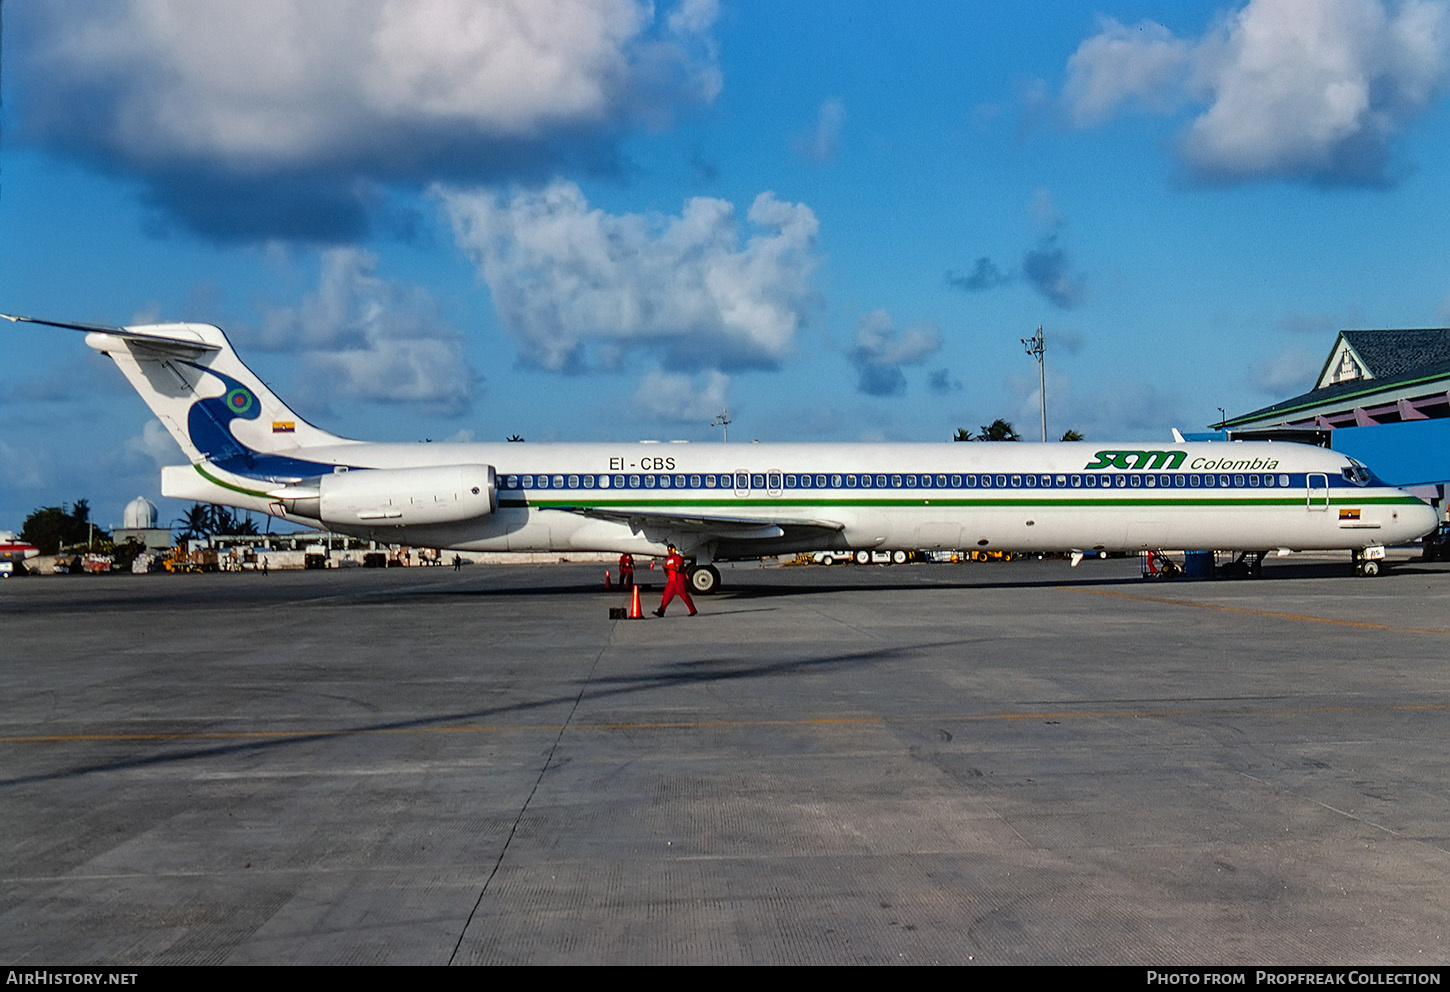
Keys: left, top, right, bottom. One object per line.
{"left": 124, "top": 419, "right": 183, "bottom": 467}
{"left": 927, "top": 369, "right": 963, "bottom": 394}
{"left": 1028, "top": 188, "right": 1066, "bottom": 229}
{"left": 631, "top": 368, "right": 731, "bottom": 423}
{"left": 1022, "top": 236, "right": 1088, "bottom": 310}
{"left": 1252, "top": 344, "right": 1322, "bottom": 394}
{"left": 364, "top": 1, "right": 641, "bottom": 138}
{"left": 1065, "top": 19, "right": 1195, "bottom": 126}
{"left": 438, "top": 181, "right": 820, "bottom": 373}
{"left": 17, "top": 1, "right": 721, "bottom": 237}
{"left": 848, "top": 310, "right": 942, "bottom": 397}
{"left": 950, "top": 191, "right": 1090, "bottom": 310}
{"left": 668, "top": 0, "right": 719, "bottom": 35}
{"left": 257, "top": 248, "right": 477, "bottom": 414}
{"left": 851, "top": 310, "right": 941, "bottom": 367}
{"left": 307, "top": 336, "right": 475, "bottom": 413}
{"left": 25, "top": 0, "right": 716, "bottom": 166}
{"left": 794, "top": 98, "right": 847, "bottom": 162}
{"left": 1063, "top": 0, "right": 1450, "bottom": 185}
{"left": 1006, "top": 372, "right": 1191, "bottom": 441}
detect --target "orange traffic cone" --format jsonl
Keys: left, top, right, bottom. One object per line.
{"left": 605, "top": 570, "right": 612, "bottom": 589}
{"left": 628, "top": 584, "right": 643, "bottom": 619}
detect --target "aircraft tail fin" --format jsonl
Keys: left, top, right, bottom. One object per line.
{"left": 5, "top": 314, "right": 353, "bottom": 478}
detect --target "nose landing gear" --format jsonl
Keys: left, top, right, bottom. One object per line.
{"left": 1353, "top": 546, "right": 1386, "bottom": 577}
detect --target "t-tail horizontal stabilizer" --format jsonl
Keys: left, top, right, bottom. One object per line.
{"left": 3, "top": 312, "right": 354, "bottom": 472}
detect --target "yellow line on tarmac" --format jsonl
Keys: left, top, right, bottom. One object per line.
{"left": 1064, "top": 586, "right": 1450, "bottom": 635}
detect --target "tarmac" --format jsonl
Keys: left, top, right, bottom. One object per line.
{"left": 3, "top": 556, "right": 1450, "bottom": 965}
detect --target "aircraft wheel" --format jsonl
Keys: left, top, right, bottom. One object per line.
{"left": 891, "top": 550, "right": 908, "bottom": 564}
{"left": 689, "top": 564, "right": 720, "bottom": 594}
{"left": 854, "top": 550, "right": 871, "bottom": 565}
{"left": 1361, "top": 559, "right": 1380, "bottom": 577}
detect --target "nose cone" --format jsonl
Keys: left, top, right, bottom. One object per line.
{"left": 1395, "top": 498, "right": 1440, "bottom": 544}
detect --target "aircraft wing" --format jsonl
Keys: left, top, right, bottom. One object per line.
{"left": 550, "top": 504, "right": 845, "bottom": 542}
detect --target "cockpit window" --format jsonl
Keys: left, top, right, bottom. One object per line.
{"left": 1342, "top": 459, "right": 1373, "bottom": 487}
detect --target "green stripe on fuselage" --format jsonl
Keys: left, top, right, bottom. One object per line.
{"left": 518, "top": 494, "right": 1420, "bottom": 510}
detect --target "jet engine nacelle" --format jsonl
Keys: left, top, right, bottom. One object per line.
{"left": 276, "top": 464, "right": 497, "bottom": 527}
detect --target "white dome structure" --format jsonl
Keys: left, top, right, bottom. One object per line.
{"left": 123, "top": 496, "right": 158, "bottom": 530}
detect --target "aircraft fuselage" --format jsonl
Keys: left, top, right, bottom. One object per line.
{"left": 163, "top": 439, "right": 1436, "bottom": 563}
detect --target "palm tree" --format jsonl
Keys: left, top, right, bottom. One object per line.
{"left": 208, "top": 505, "right": 234, "bottom": 535}
{"left": 204, "top": 505, "right": 261, "bottom": 536}
{"left": 977, "top": 419, "right": 1020, "bottom": 441}
{"left": 177, "top": 503, "right": 212, "bottom": 543}
{"left": 1060, "top": 429, "right": 1084, "bottom": 441}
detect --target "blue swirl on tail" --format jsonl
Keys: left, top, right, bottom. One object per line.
{"left": 183, "top": 366, "right": 335, "bottom": 480}
{"left": 187, "top": 369, "right": 260, "bottom": 462}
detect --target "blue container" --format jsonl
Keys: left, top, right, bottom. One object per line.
{"left": 1184, "top": 551, "right": 1215, "bottom": 579}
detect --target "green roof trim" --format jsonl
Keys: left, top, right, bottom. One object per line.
{"left": 1224, "top": 369, "right": 1450, "bottom": 428}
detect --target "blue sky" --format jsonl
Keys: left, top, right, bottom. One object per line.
{"left": 5, "top": 0, "right": 1450, "bottom": 531}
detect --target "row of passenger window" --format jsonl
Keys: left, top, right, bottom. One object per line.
{"left": 502, "top": 472, "right": 1299, "bottom": 491}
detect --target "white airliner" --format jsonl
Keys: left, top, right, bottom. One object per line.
{"left": 0, "top": 531, "right": 41, "bottom": 564}
{"left": 5, "top": 314, "right": 1437, "bottom": 590}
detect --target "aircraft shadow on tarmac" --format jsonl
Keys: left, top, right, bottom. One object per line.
{"left": 1, "top": 637, "right": 934, "bottom": 790}
{"left": 8, "top": 560, "right": 1445, "bottom": 789}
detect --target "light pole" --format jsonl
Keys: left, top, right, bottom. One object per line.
{"left": 1022, "top": 325, "right": 1046, "bottom": 442}
{"left": 712, "top": 407, "right": 731, "bottom": 443}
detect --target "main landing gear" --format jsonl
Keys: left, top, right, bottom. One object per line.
{"left": 1218, "top": 551, "right": 1265, "bottom": 579}
{"left": 688, "top": 563, "right": 721, "bottom": 595}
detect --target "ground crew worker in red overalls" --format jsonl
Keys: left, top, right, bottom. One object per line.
{"left": 653, "top": 544, "right": 697, "bottom": 617}
{"left": 618, "top": 552, "right": 634, "bottom": 588}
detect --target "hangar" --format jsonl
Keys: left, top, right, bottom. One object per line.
{"left": 1215, "top": 327, "right": 1450, "bottom": 531}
